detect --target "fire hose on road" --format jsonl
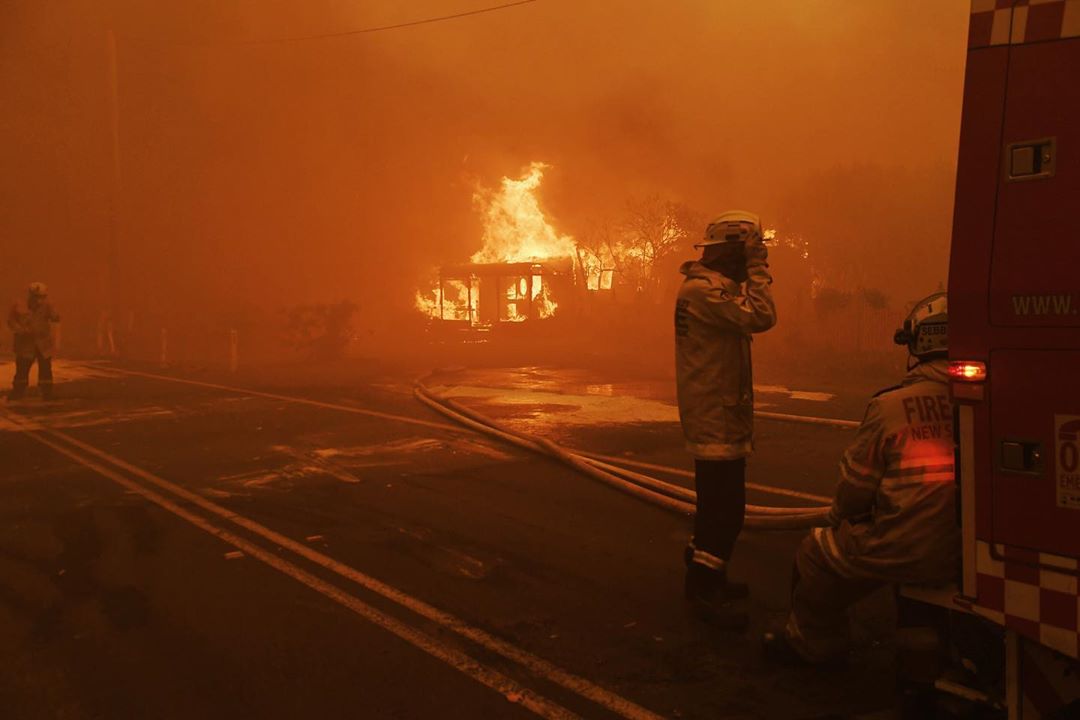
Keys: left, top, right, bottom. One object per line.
{"left": 414, "top": 379, "right": 831, "bottom": 530}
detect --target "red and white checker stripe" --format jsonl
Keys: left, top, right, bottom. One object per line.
{"left": 974, "top": 540, "right": 1080, "bottom": 659}
{"left": 970, "top": 0, "right": 1080, "bottom": 48}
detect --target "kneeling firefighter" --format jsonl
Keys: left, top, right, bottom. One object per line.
{"left": 675, "top": 211, "right": 776, "bottom": 627}
{"left": 763, "top": 292, "right": 959, "bottom": 664}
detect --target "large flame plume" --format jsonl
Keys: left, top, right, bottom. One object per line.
{"left": 470, "top": 162, "right": 575, "bottom": 264}
{"left": 415, "top": 163, "right": 571, "bottom": 321}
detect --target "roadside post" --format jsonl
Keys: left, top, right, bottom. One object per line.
{"left": 229, "top": 329, "right": 239, "bottom": 373}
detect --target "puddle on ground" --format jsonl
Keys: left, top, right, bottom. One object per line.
{"left": 752, "top": 384, "right": 835, "bottom": 402}
{"left": 434, "top": 385, "right": 680, "bottom": 426}
{"left": 311, "top": 438, "right": 443, "bottom": 457}
{"left": 788, "top": 391, "right": 835, "bottom": 402}
{"left": 433, "top": 377, "right": 836, "bottom": 431}
{"left": 217, "top": 435, "right": 513, "bottom": 490}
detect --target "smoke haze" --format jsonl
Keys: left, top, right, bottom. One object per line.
{"left": 1, "top": 0, "right": 969, "bottom": 358}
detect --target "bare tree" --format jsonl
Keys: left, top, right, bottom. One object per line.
{"left": 574, "top": 198, "right": 708, "bottom": 302}
{"left": 620, "top": 195, "right": 702, "bottom": 298}
{"left": 574, "top": 218, "right": 619, "bottom": 292}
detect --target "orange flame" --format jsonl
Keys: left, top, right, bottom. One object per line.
{"left": 415, "top": 163, "right": 572, "bottom": 321}
{"left": 470, "top": 162, "right": 575, "bottom": 264}
{"left": 415, "top": 279, "right": 476, "bottom": 322}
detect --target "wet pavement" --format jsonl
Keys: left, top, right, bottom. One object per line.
{"left": 424, "top": 365, "right": 869, "bottom": 505}
{"left": 1, "top": 359, "right": 902, "bottom": 719}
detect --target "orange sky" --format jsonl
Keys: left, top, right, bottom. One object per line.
{"left": 1, "top": 0, "right": 969, "bottom": 337}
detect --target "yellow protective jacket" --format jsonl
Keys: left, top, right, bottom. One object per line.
{"left": 816, "top": 360, "right": 959, "bottom": 584}
{"left": 674, "top": 260, "right": 776, "bottom": 460}
{"left": 8, "top": 301, "right": 59, "bottom": 359}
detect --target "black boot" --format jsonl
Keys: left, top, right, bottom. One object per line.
{"left": 40, "top": 384, "right": 54, "bottom": 401}
{"left": 719, "top": 575, "right": 750, "bottom": 600}
{"left": 685, "top": 563, "right": 749, "bottom": 630}
{"left": 8, "top": 385, "right": 26, "bottom": 401}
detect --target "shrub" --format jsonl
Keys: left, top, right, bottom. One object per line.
{"left": 282, "top": 300, "right": 357, "bottom": 360}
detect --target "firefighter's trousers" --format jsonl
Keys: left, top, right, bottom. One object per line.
{"left": 687, "top": 458, "right": 746, "bottom": 570}
{"left": 11, "top": 350, "right": 53, "bottom": 397}
{"left": 784, "top": 531, "right": 882, "bottom": 662}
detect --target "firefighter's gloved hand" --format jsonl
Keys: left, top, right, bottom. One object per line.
{"left": 745, "top": 233, "right": 769, "bottom": 268}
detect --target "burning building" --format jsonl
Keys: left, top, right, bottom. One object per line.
{"left": 415, "top": 163, "right": 580, "bottom": 332}
{"left": 429, "top": 259, "right": 572, "bottom": 326}
{"left": 415, "top": 163, "right": 707, "bottom": 339}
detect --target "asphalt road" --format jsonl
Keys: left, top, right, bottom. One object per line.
{"left": 0, "top": 359, "right": 902, "bottom": 720}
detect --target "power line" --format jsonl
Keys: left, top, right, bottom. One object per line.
{"left": 240, "top": 0, "right": 540, "bottom": 45}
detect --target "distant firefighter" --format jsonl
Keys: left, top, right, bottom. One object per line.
{"left": 7, "top": 282, "right": 60, "bottom": 401}
{"left": 674, "top": 211, "right": 777, "bottom": 629}
{"left": 763, "top": 293, "right": 958, "bottom": 665}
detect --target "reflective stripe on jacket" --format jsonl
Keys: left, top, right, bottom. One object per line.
{"left": 674, "top": 260, "right": 776, "bottom": 460}
{"left": 818, "top": 360, "right": 959, "bottom": 584}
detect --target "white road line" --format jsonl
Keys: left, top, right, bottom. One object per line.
{"left": 88, "top": 363, "right": 836, "bottom": 508}
{"left": 1, "top": 408, "right": 664, "bottom": 720}
{"left": 4, "top": 417, "right": 577, "bottom": 720}
{"left": 100, "top": 365, "right": 859, "bottom": 430}
{"left": 99, "top": 366, "right": 460, "bottom": 432}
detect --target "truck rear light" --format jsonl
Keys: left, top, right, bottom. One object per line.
{"left": 949, "top": 361, "right": 987, "bottom": 382}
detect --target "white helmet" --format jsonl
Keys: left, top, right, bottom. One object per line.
{"left": 696, "top": 210, "right": 762, "bottom": 248}
{"left": 28, "top": 282, "right": 48, "bottom": 297}
{"left": 894, "top": 292, "right": 947, "bottom": 361}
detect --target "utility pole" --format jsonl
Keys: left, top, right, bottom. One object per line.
{"left": 105, "top": 29, "right": 122, "bottom": 356}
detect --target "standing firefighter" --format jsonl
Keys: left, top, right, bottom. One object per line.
{"left": 7, "top": 282, "right": 60, "bottom": 401}
{"left": 764, "top": 292, "right": 959, "bottom": 664}
{"left": 675, "top": 210, "right": 776, "bottom": 626}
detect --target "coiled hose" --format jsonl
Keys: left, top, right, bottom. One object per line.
{"left": 414, "top": 378, "right": 831, "bottom": 530}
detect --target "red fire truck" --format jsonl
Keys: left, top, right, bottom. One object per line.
{"left": 905, "top": 1, "right": 1080, "bottom": 717}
